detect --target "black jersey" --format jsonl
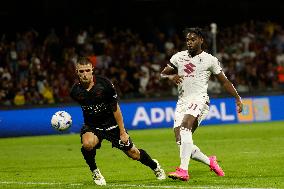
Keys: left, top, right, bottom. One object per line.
{"left": 70, "top": 76, "right": 118, "bottom": 129}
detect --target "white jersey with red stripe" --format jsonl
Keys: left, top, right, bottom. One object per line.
{"left": 169, "top": 50, "right": 222, "bottom": 103}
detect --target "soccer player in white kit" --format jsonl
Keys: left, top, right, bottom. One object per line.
{"left": 161, "top": 27, "right": 243, "bottom": 181}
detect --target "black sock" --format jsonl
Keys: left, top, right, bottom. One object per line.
{"left": 138, "top": 149, "right": 157, "bottom": 170}
{"left": 81, "top": 147, "right": 97, "bottom": 172}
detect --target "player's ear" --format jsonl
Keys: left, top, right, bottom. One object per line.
{"left": 92, "top": 66, "right": 95, "bottom": 74}
{"left": 75, "top": 64, "right": 79, "bottom": 74}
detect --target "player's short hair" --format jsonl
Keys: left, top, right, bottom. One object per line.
{"left": 76, "top": 56, "right": 92, "bottom": 66}
{"left": 183, "top": 27, "right": 204, "bottom": 39}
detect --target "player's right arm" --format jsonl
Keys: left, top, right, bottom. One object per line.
{"left": 161, "top": 52, "right": 183, "bottom": 85}
{"left": 69, "top": 83, "right": 79, "bottom": 102}
{"left": 160, "top": 66, "right": 183, "bottom": 85}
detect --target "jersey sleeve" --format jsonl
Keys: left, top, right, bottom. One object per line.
{"left": 168, "top": 53, "right": 178, "bottom": 70}
{"left": 69, "top": 83, "right": 78, "bottom": 102}
{"left": 210, "top": 57, "right": 222, "bottom": 75}
{"left": 104, "top": 78, "right": 119, "bottom": 111}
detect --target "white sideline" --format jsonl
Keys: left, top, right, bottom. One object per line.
{"left": 0, "top": 181, "right": 82, "bottom": 186}
{"left": 0, "top": 181, "right": 276, "bottom": 189}
{"left": 108, "top": 184, "right": 275, "bottom": 189}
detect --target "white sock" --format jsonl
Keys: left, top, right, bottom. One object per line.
{"left": 191, "top": 145, "right": 210, "bottom": 165}
{"left": 179, "top": 128, "right": 193, "bottom": 170}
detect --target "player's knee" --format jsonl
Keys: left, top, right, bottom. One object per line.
{"left": 180, "top": 121, "right": 193, "bottom": 130}
{"left": 82, "top": 141, "right": 95, "bottom": 151}
{"left": 180, "top": 127, "right": 193, "bottom": 144}
{"left": 128, "top": 148, "right": 140, "bottom": 160}
{"left": 180, "top": 115, "right": 196, "bottom": 130}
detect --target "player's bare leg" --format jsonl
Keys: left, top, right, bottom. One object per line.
{"left": 168, "top": 114, "right": 196, "bottom": 181}
{"left": 190, "top": 120, "right": 211, "bottom": 166}
{"left": 81, "top": 132, "right": 106, "bottom": 185}
{"left": 125, "top": 146, "right": 166, "bottom": 180}
{"left": 191, "top": 120, "right": 225, "bottom": 176}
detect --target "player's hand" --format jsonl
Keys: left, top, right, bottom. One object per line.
{"left": 236, "top": 99, "right": 243, "bottom": 113}
{"left": 120, "top": 131, "right": 129, "bottom": 144}
{"left": 169, "top": 74, "right": 184, "bottom": 85}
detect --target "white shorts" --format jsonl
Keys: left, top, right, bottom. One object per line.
{"left": 173, "top": 99, "right": 209, "bottom": 128}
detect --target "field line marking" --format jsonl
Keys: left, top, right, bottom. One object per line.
{"left": 109, "top": 184, "right": 276, "bottom": 189}
{"left": 0, "top": 181, "right": 276, "bottom": 189}
{"left": 0, "top": 181, "right": 82, "bottom": 186}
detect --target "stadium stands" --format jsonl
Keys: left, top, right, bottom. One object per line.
{"left": 0, "top": 21, "right": 284, "bottom": 106}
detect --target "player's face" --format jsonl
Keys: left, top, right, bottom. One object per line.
{"left": 186, "top": 33, "right": 203, "bottom": 54}
{"left": 76, "top": 63, "right": 93, "bottom": 84}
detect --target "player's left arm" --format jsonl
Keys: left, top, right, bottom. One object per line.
{"left": 113, "top": 103, "right": 129, "bottom": 143}
{"left": 104, "top": 78, "right": 129, "bottom": 143}
{"left": 215, "top": 72, "right": 243, "bottom": 113}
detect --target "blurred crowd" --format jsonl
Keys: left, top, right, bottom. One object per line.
{"left": 1, "top": 21, "right": 284, "bottom": 107}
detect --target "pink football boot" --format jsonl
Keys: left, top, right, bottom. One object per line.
{"left": 168, "top": 167, "right": 189, "bottom": 181}
{"left": 209, "top": 156, "right": 225, "bottom": 176}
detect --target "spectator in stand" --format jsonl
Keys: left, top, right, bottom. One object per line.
{"left": 14, "top": 90, "right": 25, "bottom": 106}
{"left": 277, "top": 61, "right": 284, "bottom": 89}
{"left": 1, "top": 21, "right": 284, "bottom": 107}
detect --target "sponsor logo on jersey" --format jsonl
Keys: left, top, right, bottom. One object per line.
{"left": 184, "top": 63, "right": 196, "bottom": 75}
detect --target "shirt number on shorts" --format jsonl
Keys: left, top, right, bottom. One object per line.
{"left": 119, "top": 140, "right": 130, "bottom": 147}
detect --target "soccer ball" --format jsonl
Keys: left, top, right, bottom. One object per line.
{"left": 51, "top": 111, "right": 72, "bottom": 131}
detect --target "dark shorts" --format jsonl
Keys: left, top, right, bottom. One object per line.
{"left": 80, "top": 124, "right": 134, "bottom": 151}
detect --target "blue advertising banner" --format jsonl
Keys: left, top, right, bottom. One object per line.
{"left": 0, "top": 95, "right": 283, "bottom": 137}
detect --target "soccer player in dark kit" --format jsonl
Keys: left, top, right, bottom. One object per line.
{"left": 70, "top": 57, "right": 166, "bottom": 186}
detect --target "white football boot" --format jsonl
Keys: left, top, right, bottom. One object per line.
{"left": 92, "top": 168, "right": 106, "bottom": 185}
{"left": 152, "top": 159, "right": 166, "bottom": 180}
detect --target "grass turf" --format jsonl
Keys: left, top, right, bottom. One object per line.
{"left": 0, "top": 121, "right": 283, "bottom": 188}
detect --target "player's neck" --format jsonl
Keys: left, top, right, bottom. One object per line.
{"left": 82, "top": 80, "right": 95, "bottom": 91}
{"left": 188, "top": 49, "right": 203, "bottom": 57}
{"left": 88, "top": 81, "right": 95, "bottom": 91}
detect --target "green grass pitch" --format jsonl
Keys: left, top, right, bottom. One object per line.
{"left": 0, "top": 121, "right": 283, "bottom": 189}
